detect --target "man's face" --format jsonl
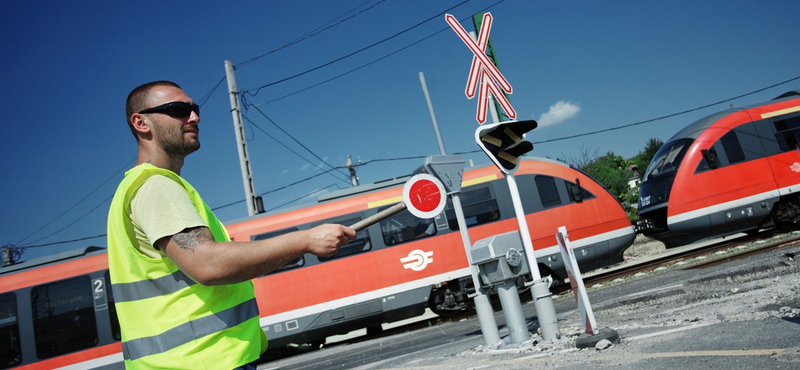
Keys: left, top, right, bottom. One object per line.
{"left": 143, "top": 86, "right": 201, "bottom": 157}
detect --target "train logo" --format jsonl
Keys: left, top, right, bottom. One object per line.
{"left": 791, "top": 162, "right": 800, "bottom": 172}
{"left": 400, "top": 249, "right": 434, "bottom": 271}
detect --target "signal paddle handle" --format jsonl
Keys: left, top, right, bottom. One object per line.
{"left": 349, "top": 202, "right": 407, "bottom": 232}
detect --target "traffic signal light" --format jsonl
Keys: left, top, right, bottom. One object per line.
{"left": 475, "top": 120, "right": 537, "bottom": 174}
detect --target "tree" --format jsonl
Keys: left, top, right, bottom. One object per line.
{"left": 579, "top": 152, "right": 630, "bottom": 199}
{"left": 631, "top": 138, "right": 664, "bottom": 174}
{"left": 560, "top": 142, "right": 600, "bottom": 169}
{"left": 558, "top": 138, "right": 664, "bottom": 221}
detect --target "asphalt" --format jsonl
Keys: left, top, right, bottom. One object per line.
{"left": 258, "top": 240, "right": 800, "bottom": 370}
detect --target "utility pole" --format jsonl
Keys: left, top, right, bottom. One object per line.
{"left": 419, "top": 72, "right": 447, "bottom": 155}
{"left": 346, "top": 155, "right": 359, "bottom": 187}
{"left": 225, "top": 60, "right": 260, "bottom": 217}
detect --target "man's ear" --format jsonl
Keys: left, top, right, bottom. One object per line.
{"left": 130, "top": 113, "right": 151, "bottom": 134}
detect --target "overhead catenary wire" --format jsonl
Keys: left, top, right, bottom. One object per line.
{"left": 531, "top": 75, "right": 800, "bottom": 145}
{"left": 196, "top": 1, "right": 390, "bottom": 112}
{"left": 241, "top": 0, "right": 476, "bottom": 97}
{"left": 236, "top": 0, "right": 388, "bottom": 69}
{"left": 243, "top": 0, "right": 506, "bottom": 108}
{"left": 263, "top": 183, "right": 343, "bottom": 214}
{"left": 15, "top": 157, "right": 136, "bottom": 246}
{"left": 212, "top": 167, "right": 345, "bottom": 211}
{"left": 240, "top": 96, "right": 352, "bottom": 183}
{"left": 240, "top": 113, "right": 349, "bottom": 183}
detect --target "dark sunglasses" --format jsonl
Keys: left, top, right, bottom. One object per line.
{"left": 138, "top": 101, "right": 200, "bottom": 118}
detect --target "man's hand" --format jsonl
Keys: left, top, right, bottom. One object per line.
{"left": 305, "top": 224, "right": 357, "bottom": 257}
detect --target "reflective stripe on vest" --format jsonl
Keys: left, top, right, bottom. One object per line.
{"left": 112, "top": 269, "right": 196, "bottom": 303}
{"left": 122, "top": 298, "right": 259, "bottom": 361}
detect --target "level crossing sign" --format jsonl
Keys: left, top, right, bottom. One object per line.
{"left": 446, "top": 12, "right": 517, "bottom": 124}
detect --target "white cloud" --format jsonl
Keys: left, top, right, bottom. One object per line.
{"left": 535, "top": 101, "right": 580, "bottom": 127}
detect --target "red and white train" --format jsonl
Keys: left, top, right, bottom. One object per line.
{"left": 638, "top": 90, "right": 800, "bottom": 247}
{"left": 1, "top": 157, "right": 635, "bottom": 369}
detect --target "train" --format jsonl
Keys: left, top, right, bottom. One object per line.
{"left": 638, "top": 90, "right": 800, "bottom": 248}
{"left": 0, "top": 157, "right": 635, "bottom": 369}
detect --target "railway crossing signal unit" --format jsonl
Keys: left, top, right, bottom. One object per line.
{"left": 475, "top": 120, "right": 538, "bottom": 174}
{"left": 474, "top": 118, "right": 560, "bottom": 342}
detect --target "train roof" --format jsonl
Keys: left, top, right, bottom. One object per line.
{"left": 0, "top": 245, "right": 106, "bottom": 275}
{"left": 319, "top": 156, "right": 571, "bottom": 203}
{"left": 665, "top": 90, "right": 800, "bottom": 143}
{"left": 225, "top": 156, "right": 572, "bottom": 224}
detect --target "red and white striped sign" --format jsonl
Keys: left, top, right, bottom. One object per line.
{"left": 446, "top": 13, "right": 517, "bottom": 124}
{"left": 556, "top": 226, "right": 598, "bottom": 335}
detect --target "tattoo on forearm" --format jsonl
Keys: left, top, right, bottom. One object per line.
{"left": 172, "top": 228, "right": 213, "bottom": 252}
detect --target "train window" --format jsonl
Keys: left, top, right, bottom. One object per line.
{"left": 318, "top": 216, "right": 371, "bottom": 262}
{"left": 536, "top": 176, "right": 562, "bottom": 208}
{"left": 720, "top": 131, "right": 746, "bottom": 164}
{"left": 379, "top": 206, "right": 437, "bottom": 246}
{"left": 565, "top": 179, "right": 595, "bottom": 203}
{"left": 698, "top": 125, "right": 763, "bottom": 174}
{"left": 697, "top": 147, "right": 719, "bottom": 172}
{"left": 643, "top": 139, "right": 692, "bottom": 181}
{"left": 0, "top": 292, "right": 21, "bottom": 368}
{"left": 31, "top": 276, "right": 98, "bottom": 359}
{"left": 104, "top": 272, "right": 121, "bottom": 341}
{"left": 446, "top": 186, "right": 500, "bottom": 230}
{"left": 773, "top": 115, "right": 800, "bottom": 152}
{"left": 253, "top": 228, "right": 305, "bottom": 273}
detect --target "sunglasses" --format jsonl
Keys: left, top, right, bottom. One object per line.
{"left": 138, "top": 101, "right": 200, "bottom": 118}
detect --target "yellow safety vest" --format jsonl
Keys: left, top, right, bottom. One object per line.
{"left": 107, "top": 164, "right": 267, "bottom": 370}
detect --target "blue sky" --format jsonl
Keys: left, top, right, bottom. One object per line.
{"left": 2, "top": 0, "right": 799, "bottom": 262}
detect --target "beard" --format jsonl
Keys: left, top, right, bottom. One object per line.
{"left": 153, "top": 122, "right": 200, "bottom": 157}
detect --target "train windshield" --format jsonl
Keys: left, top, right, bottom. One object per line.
{"left": 642, "top": 138, "right": 692, "bottom": 182}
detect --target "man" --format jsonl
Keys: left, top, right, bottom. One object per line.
{"left": 107, "top": 81, "right": 356, "bottom": 370}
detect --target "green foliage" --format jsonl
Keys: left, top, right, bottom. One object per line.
{"left": 574, "top": 138, "right": 663, "bottom": 221}
{"left": 630, "top": 138, "right": 664, "bottom": 174}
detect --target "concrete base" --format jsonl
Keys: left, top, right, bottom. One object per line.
{"left": 575, "top": 328, "right": 619, "bottom": 349}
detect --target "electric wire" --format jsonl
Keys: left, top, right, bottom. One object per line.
{"left": 197, "top": 75, "right": 227, "bottom": 107}
{"left": 241, "top": 95, "right": 352, "bottom": 182}
{"left": 16, "top": 157, "right": 135, "bottom": 246}
{"left": 263, "top": 183, "right": 341, "bottom": 213}
{"left": 245, "top": 0, "right": 506, "bottom": 108}
{"left": 242, "top": 0, "right": 475, "bottom": 97}
{"left": 212, "top": 167, "right": 344, "bottom": 211}
{"left": 236, "top": 0, "right": 387, "bottom": 69}
{"left": 531, "top": 75, "right": 800, "bottom": 145}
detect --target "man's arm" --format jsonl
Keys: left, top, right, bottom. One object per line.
{"left": 157, "top": 223, "right": 356, "bottom": 286}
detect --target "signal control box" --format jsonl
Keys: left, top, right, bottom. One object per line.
{"left": 471, "top": 231, "right": 530, "bottom": 287}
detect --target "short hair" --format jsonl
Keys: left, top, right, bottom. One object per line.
{"left": 125, "top": 81, "right": 182, "bottom": 139}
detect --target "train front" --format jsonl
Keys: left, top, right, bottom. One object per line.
{"left": 636, "top": 137, "right": 694, "bottom": 247}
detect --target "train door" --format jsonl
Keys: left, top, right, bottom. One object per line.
{"left": 753, "top": 110, "right": 800, "bottom": 195}
{"left": 694, "top": 121, "right": 776, "bottom": 238}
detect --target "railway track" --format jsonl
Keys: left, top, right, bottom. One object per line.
{"left": 560, "top": 230, "right": 800, "bottom": 295}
